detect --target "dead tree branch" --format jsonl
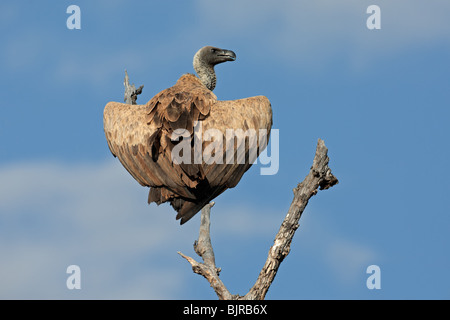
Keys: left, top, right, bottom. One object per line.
{"left": 178, "top": 202, "right": 235, "bottom": 300}
{"left": 124, "top": 70, "right": 143, "bottom": 105}
{"left": 244, "top": 138, "right": 338, "bottom": 299}
{"left": 178, "top": 138, "right": 338, "bottom": 300}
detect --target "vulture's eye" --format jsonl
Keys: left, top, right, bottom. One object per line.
{"left": 211, "top": 48, "right": 216, "bottom": 53}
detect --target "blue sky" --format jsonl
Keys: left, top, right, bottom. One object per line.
{"left": 1, "top": 0, "right": 449, "bottom": 299}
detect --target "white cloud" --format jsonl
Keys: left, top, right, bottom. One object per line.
{"left": 5, "top": 1, "right": 447, "bottom": 94}
{"left": 194, "top": 0, "right": 450, "bottom": 70}
{"left": 0, "top": 159, "right": 380, "bottom": 298}
{"left": 3, "top": 1, "right": 449, "bottom": 87}
{"left": 325, "top": 239, "right": 378, "bottom": 286}
{"left": 297, "top": 211, "right": 380, "bottom": 288}
{"left": 0, "top": 160, "right": 283, "bottom": 298}
{"left": 0, "top": 160, "right": 196, "bottom": 299}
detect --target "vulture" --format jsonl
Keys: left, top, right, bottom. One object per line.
{"left": 103, "top": 46, "right": 272, "bottom": 224}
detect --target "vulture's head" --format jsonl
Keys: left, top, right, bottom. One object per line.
{"left": 194, "top": 46, "right": 236, "bottom": 66}
{"left": 193, "top": 46, "right": 236, "bottom": 91}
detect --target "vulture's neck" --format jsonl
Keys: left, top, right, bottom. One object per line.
{"left": 193, "top": 55, "right": 216, "bottom": 91}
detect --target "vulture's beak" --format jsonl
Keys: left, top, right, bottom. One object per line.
{"left": 218, "top": 49, "right": 236, "bottom": 62}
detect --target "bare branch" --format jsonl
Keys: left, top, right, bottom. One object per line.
{"left": 124, "top": 70, "right": 144, "bottom": 105}
{"left": 244, "top": 138, "right": 338, "bottom": 299}
{"left": 178, "top": 203, "right": 235, "bottom": 300}
{"left": 180, "top": 138, "right": 338, "bottom": 300}
{"left": 193, "top": 202, "right": 218, "bottom": 268}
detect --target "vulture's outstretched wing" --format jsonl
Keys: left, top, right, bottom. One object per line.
{"left": 104, "top": 73, "right": 272, "bottom": 224}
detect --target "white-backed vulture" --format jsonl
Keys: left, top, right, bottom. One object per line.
{"left": 103, "top": 46, "right": 272, "bottom": 224}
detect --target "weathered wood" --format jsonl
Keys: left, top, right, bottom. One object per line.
{"left": 179, "top": 138, "right": 338, "bottom": 300}
{"left": 178, "top": 202, "right": 234, "bottom": 300}
{"left": 244, "top": 138, "right": 338, "bottom": 299}
{"left": 194, "top": 202, "right": 217, "bottom": 268}
{"left": 123, "top": 70, "right": 143, "bottom": 105}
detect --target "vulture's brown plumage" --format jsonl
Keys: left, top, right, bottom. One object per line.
{"left": 103, "top": 46, "right": 272, "bottom": 224}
